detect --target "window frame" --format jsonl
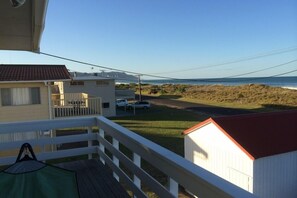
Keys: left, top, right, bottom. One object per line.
{"left": 96, "top": 80, "right": 109, "bottom": 86}
{"left": 70, "top": 81, "right": 85, "bottom": 86}
{"left": 0, "top": 87, "right": 41, "bottom": 106}
{"left": 102, "top": 102, "right": 110, "bottom": 108}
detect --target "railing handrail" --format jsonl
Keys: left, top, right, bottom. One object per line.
{"left": 52, "top": 97, "right": 101, "bottom": 101}
{"left": 97, "top": 116, "right": 255, "bottom": 198}
{"left": 0, "top": 117, "right": 97, "bottom": 134}
{"left": 1, "top": 146, "right": 97, "bottom": 165}
{"left": 52, "top": 93, "right": 100, "bottom": 99}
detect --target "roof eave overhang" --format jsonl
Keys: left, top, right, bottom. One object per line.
{"left": 32, "top": 0, "right": 48, "bottom": 52}
{"left": 183, "top": 118, "right": 213, "bottom": 135}
{"left": 0, "top": 0, "right": 48, "bottom": 52}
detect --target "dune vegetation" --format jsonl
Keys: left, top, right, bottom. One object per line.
{"left": 117, "top": 83, "right": 297, "bottom": 110}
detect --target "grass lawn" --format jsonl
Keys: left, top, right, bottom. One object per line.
{"left": 111, "top": 105, "right": 209, "bottom": 156}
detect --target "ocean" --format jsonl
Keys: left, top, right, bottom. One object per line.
{"left": 140, "top": 76, "right": 297, "bottom": 89}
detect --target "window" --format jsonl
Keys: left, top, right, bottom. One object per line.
{"left": 96, "top": 81, "right": 109, "bottom": 86}
{"left": 1, "top": 87, "right": 40, "bottom": 106}
{"left": 70, "top": 81, "right": 84, "bottom": 86}
{"left": 102, "top": 102, "right": 110, "bottom": 108}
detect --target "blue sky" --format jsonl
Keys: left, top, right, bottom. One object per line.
{"left": 1, "top": 0, "right": 297, "bottom": 79}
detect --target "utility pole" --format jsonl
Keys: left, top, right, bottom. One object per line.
{"left": 138, "top": 75, "right": 142, "bottom": 101}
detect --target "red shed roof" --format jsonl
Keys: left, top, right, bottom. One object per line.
{"left": 0, "top": 65, "right": 71, "bottom": 82}
{"left": 184, "top": 110, "right": 297, "bottom": 160}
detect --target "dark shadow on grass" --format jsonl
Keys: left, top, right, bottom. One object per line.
{"left": 159, "top": 94, "right": 182, "bottom": 99}
{"left": 259, "top": 104, "right": 297, "bottom": 111}
{"left": 113, "top": 122, "right": 188, "bottom": 131}
{"left": 187, "top": 106, "right": 255, "bottom": 116}
{"left": 138, "top": 134, "right": 184, "bottom": 156}
{"left": 113, "top": 106, "right": 209, "bottom": 122}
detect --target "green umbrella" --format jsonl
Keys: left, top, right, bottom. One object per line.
{"left": 0, "top": 143, "right": 79, "bottom": 198}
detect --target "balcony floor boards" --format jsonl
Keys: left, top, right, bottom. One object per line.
{"left": 56, "top": 159, "right": 130, "bottom": 198}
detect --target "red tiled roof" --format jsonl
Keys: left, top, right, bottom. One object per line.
{"left": 0, "top": 65, "right": 71, "bottom": 81}
{"left": 184, "top": 110, "right": 297, "bottom": 159}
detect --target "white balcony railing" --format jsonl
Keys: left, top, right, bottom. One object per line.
{"left": 0, "top": 117, "right": 255, "bottom": 198}
{"left": 52, "top": 93, "right": 102, "bottom": 118}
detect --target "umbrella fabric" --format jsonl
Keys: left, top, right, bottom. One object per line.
{"left": 0, "top": 161, "right": 79, "bottom": 198}
{"left": 0, "top": 143, "right": 79, "bottom": 198}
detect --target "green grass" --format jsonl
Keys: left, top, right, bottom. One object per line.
{"left": 111, "top": 105, "right": 208, "bottom": 156}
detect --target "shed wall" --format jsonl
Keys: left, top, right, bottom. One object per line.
{"left": 253, "top": 151, "right": 297, "bottom": 198}
{"left": 185, "top": 123, "right": 253, "bottom": 192}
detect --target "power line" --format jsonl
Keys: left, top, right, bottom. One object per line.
{"left": 40, "top": 52, "right": 141, "bottom": 75}
{"left": 40, "top": 50, "right": 297, "bottom": 83}
{"left": 40, "top": 52, "right": 177, "bottom": 80}
{"left": 149, "top": 46, "right": 297, "bottom": 75}
{"left": 268, "top": 68, "right": 297, "bottom": 77}
{"left": 222, "top": 68, "right": 297, "bottom": 83}
{"left": 142, "top": 58, "right": 297, "bottom": 83}
{"left": 142, "top": 67, "right": 297, "bottom": 84}
{"left": 187, "top": 65, "right": 297, "bottom": 83}
{"left": 40, "top": 46, "right": 297, "bottom": 79}
{"left": 223, "top": 59, "right": 297, "bottom": 78}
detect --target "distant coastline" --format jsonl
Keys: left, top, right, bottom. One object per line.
{"left": 115, "top": 76, "right": 297, "bottom": 89}
{"left": 141, "top": 76, "right": 297, "bottom": 89}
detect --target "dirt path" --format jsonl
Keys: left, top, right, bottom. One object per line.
{"left": 142, "top": 95, "right": 254, "bottom": 116}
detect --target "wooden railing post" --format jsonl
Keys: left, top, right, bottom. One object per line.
{"left": 99, "top": 129, "right": 105, "bottom": 164}
{"left": 169, "top": 177, "right": 178, "bottom": 197}
{"left": 112, "top": 138, "right": 120, "bottom": 181}
{"left": 133, "top": 153, "right": 141, "bottom": 197}
{"left": 87, "top": 126, "right": 92, "bottom": 159}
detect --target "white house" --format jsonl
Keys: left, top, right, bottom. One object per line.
{"left": 184, "top": 110, "right": 297, "bottom": 198}
{"left": 55, "top": 75, "right": 116, "bottom": 117}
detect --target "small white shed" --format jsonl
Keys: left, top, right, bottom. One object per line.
{"left": 184, "top": 110, "right": 297, "bottom": 198}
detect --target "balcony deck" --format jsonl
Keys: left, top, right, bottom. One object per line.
{"left": 0, "top": 116, "right": 256, "bottom": 198}
{"left": 54, "top": 107, "right": 99, "bottom": 118}
{"left": 56, "top": 159, "right": 129, "bottom": 198}
{"left": 52, "top": 93, "right": 102, "bottom": 118}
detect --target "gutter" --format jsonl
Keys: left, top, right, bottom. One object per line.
{"left": 32, "top": 0, "right": 49, "bottom": 52}
{"left": 0, "top": 79, "right": 71, "bottom": 84}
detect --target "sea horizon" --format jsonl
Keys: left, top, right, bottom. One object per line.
{"left": 117, "top": 76, "right": 297, "bottom": 89}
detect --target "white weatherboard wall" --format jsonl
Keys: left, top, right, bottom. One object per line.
{"left": 62, "top": 79, "right": 116, "bottom": 117}
{"left": 185, "top": 123, "right": 253, "bottom": 193}
{"left": 253, "top": 151, "right": 297, "bottom": 198}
